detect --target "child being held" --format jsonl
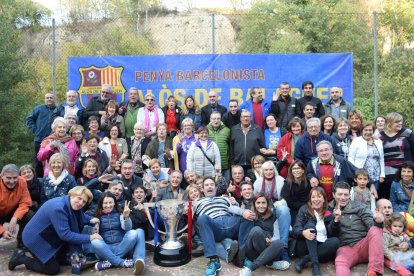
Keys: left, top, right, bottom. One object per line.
{"left": 350, "top": 169, "right": 374, "bottom": 211}
{"left": 383, "top": 212, "right": 414, "bottom": 275}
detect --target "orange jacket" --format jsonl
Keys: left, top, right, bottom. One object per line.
{"left": 0, "top": 176, "right": 32, "bottom": 236}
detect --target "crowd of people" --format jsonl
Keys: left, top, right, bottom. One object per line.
{"left": 2, "top": 81, "right": 414, "bottom": 276}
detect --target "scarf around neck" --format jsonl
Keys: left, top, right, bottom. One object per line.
{"left": 144, "top": 106, "right": 159, "bottom": 132}
{"left": 48, "top": 169, "right": 69, "bottom": 189}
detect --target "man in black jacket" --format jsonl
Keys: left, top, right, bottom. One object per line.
{"left": 201, "top": 91, "right": 227, "bottom": 126}
{"left": 82, "top": 84, "right": 113, "bottom": 127}
{"left": 271, "top": 82, "right": 301, "bottom": 129}
{"left": 297, "top": 81, "right": 325, "bottom": 118}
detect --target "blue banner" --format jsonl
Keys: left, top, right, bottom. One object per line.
{"left": 68, "top": 53, "right": 353, "bottom": 108}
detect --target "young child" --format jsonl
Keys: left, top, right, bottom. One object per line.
{"left": 350, "top": 169, "right": 374, "bottom": 211}
{"left": 383, "top": 212, "right": 414, "bottom": 275}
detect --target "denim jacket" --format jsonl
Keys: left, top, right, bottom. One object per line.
{"left": 390, "top": 181, "right": 414, "bottom": 212}
{"left": 99, "top": 210, "right": 132, "bottom": 244}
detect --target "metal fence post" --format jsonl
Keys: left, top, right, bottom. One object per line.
{"left": 52, "top": 18, "right": 56, "bottom": 97}
{"left": 373, "top": 11, "right": 378, "bottom": 117}
{"left": 211, "top": 13, "right": 216, "bottom": 54}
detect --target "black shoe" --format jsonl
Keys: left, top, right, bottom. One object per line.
{"left": 8, "top": 248, "right": 25, "bottom": 271}
{"left": 294, "top": 257, "right": 309, "bottom": 273}
{"left": 233, "top": 246, "right": 245, "bottom": 268}
{"left": 226, "top": 240, "right": 239, "bottom": 263}
{"left": 312, "top": 263, "right": 322, "bottom": 276}
{"left": 191, "top": 244, "right": 204, "bottom": 257}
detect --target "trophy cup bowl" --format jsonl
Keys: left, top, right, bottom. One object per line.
{"left": 144, "top": 199, "right": 191, "bottom": 267}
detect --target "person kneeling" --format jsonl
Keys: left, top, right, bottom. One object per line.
{"left": 91, "top": 192, "right": 145, "bottom": 275}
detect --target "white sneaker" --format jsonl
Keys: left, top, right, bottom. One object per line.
{"left": 133, "top": 258, "right": 145, "bottom": 275}
{"left": 266, "top": 260, "right": 290, "bottom": 270}
{"left": 240, "top": 266, "right": 252, "bottom": 276}
{"left": 123, "top": 258, "right": 133, "bottom": 268}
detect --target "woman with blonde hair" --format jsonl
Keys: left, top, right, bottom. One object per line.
{"left": 379, "top": 112, "right": 414, "bottom": 198}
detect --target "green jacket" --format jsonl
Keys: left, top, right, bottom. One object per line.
{"left": 207, "top": 122, "right": 230, "bottom": 170}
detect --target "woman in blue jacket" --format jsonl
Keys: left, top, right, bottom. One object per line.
{"left": 10, "top": 186, "right": 99, "bottom": 275}
{"left": 390, "top": 162, "right": 414, "bottom": 212}
{"left": 91, "top": 192, "right": 146, "bottom": 275}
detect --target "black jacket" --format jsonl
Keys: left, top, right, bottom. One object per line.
{"left": 270, "top": 95, "right": 301, "bottom": 129}
{"left": 230, "top": 123, "right": 265, "bottom": 166}
{"left": 201, "top": 104, "right": 227, "bottom": 125}
{"left": 222, "top": 110, "right": 241, "bottom": 129}
{"left": 162, "top": 105, "right": 182, "bottom": 132}
{"left": 297, "top": 95, "right": 325, "bottom": 118}
{"left": 83, "top": 96, "right": 109, "bottom": 127}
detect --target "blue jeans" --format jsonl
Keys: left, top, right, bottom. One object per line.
{"left": 274, "top": 202, "right": 291, "bottom": 249}
{"left": 91, "top": 229, "right": 145, "bottom": 266}
{"left": 196, "top": 215, "right": 241, "bottom": 258}
{"left": 216, "top": 238, "right": 233, "bottom": 262}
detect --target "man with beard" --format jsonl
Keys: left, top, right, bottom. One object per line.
{"left": 240, "top": 87, "right": 271, "bottom": 129}
{"left": 119, "top": 87, "right": 144, "bottom": 137}
{"left": 83, "top": 84, "right": 113, "bottom": 128}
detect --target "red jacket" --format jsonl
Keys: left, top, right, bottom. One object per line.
{"left": 277, "top": 131, "right": 305, "bottom": 178}
{"left": 0, "top": 176, "right": 32, "bottom": 236}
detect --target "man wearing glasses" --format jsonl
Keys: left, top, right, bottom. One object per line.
{"left": 83, "top": 84, "right": 113, "bottom": 127}
{"left": 294, "top": 118, "right": 335, "bottom": 166}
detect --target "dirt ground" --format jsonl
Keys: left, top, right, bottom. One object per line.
{"left": 0, "top": 238, "right": 396, "bottom": 276}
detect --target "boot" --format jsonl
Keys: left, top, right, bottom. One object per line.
{"left": 294, "top": 255, "right": 310, "bottom": 273}
{"left": 311, "top": 263, "right": 322, "bottom": 276}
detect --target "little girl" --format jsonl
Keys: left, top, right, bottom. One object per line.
{"left": 383, "top": 213, "right": 414, "bottom": 275}
{"left": 350, "top": 169, "right": 374, "bottom": 211}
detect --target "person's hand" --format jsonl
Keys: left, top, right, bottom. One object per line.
{"left": 90, "top": 217, "right": 100, "bottom": 224}
{"left": 123, "top": 200, "right": 131, "bottom": 219}
{"left": 272, "top": 92, "right": 278, "bottom": 101}
{"left": 370, "top": 185, "right": 378, "bottom": 199}
{"left": 98, "top": 173, "right": 113, "bottom": 183}
{"left": 3, "top": 218, "right": 18, "bottom": 239}
{"left": 242, "top": 210, "right": 256, "bottom": 221}
{"left": 109, "top": 156, "right": 117, "bottom": 169}
{"left": 177, "top": 131, "right": 184, "bottom": 143}
{"left": 333, "top": 204, "right": 342, "bottom": 222}
{"left": 81, "top": 143, "right": 88, "bottom": 155}
{"left": 265, "top": 237, "right": 272, "bottom": 246}
{"left": 302, "top": 229, "right": 316, "bottom": 240}
{"left": 259, "top": 148, "right": 268, "bottom": 155}
{"left": 281, "top": 148, "right": 289, "bottom": 160}
{"left": 310, "top": 177, "right": 319, "bottom": 187}
{"left": 228, "top": 194, "right": 237, "bottom": 205}
{"left": 398, "top": 242, "right": 409, "bottom": 252}
{"left": 373, "top": 211, "right": 384, "bottom": 224}
{"left": 379, "top": 177, "right": 385, "bottom": 183}
{"left": 151, "top": 189, "right": 158, "bottom": 201}
{"left": 177, "top": 193, "right": 183, "bottom": 200}
{"left": 227, "top": 182, "right": 236, "bottom": 193}
{"left": 164, "top": 147, "right": 172, "bottom": 158}
{"left": 90, "top": 233, "right": 103, "bottom": 241}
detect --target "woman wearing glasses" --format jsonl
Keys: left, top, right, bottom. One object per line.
{"left": 126, "top": 122, "right": 151, "bottom": 177}
{"left": 136, "top": 94, "right": 164, "bottom": 140}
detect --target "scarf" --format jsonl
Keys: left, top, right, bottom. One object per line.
{"left": 144, "top": 105, "right": 159, "bottom": 132}
{"left": 48, "top": 169, "right": 69, "bottom": 190}
{"left": 131, "top": 137, "right": 143, "bottom": 173}
{"left": 261, "top": 177, "right": 276, "bottom": 201}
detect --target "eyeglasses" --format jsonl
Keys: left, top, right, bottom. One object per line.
{"left": 101, "top": 90, "right": 111, "bottom": 95}
{"left": 135, "top": 128, "right": 145, "bottom": 131}
{"left": 146, "top": 99, "right": 155, "bottom": 102}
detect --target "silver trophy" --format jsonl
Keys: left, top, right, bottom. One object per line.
{"left": 144, "top": 199, "right": 191, "bottom": 266}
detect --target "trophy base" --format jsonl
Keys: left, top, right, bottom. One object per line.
{"left": 154, "top": 243, "right": 191, "bottom": 267}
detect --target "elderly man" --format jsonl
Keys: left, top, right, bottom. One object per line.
{"left": 83, "top": 84, "right": 113, "bottom": 127}
{"left": 230, "top": 110, "right": 265, "bottom": 173}
{"left": 297, "top": 81, "right": 325, "bottom": 118}
{"left": 26, "top": 92, "right": 57, "bottom": 176}
{"left": 1, "top": 165, "right": 33, "bottom": 251}
{"left": 119, "top": 159, "right": 144, "bottom": 198}
{"left": 306, "top": 140, "right": 375, "bottom": 201}
{"left": 271, "top": 82, "right": 301, "bottom": 129}
{"left": 56, "top": 90, "right": 80, "bottom": 120}
{"left": 331, "top": 181, "right": 384, "bottom": 276}
{"left": 239, "top": 87, "right": 271, "bottom": 129}
{"left": 222, "top": 99, "right": 241, "bottom": 129}
{"left": 120, "top": 87, "right": 144, "bottom": 137}
{"left": 201, "top": 91, "right": 227, "bottom": 126}
{"left": 207, "top": 111, "right": 231, "bottom": 181}
{"left": 324, "top": 87, "right": 353, "bottom": 119}
{"left": 294, "top": 118, "right": 334, "bottom": 166}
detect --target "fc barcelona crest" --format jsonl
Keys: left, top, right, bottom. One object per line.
{"left": 77, "top": 65, "right": 126, "bottom": 108}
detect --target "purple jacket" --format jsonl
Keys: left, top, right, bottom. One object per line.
{"left": 175, "top": 134, "right": 196, "bottom": 172}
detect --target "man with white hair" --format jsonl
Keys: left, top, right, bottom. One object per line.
{"left": 83, "top": 84, "right": 113, "bottom": 127}
{"left": 56, "top": 90, "right": 80, "bottom": 120}
{"left": 294, "top": 117, "right": 335, "bottom": 166}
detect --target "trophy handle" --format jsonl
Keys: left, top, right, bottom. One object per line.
{"left": 143, "top": 202, "right": 194, "bottom": 236}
